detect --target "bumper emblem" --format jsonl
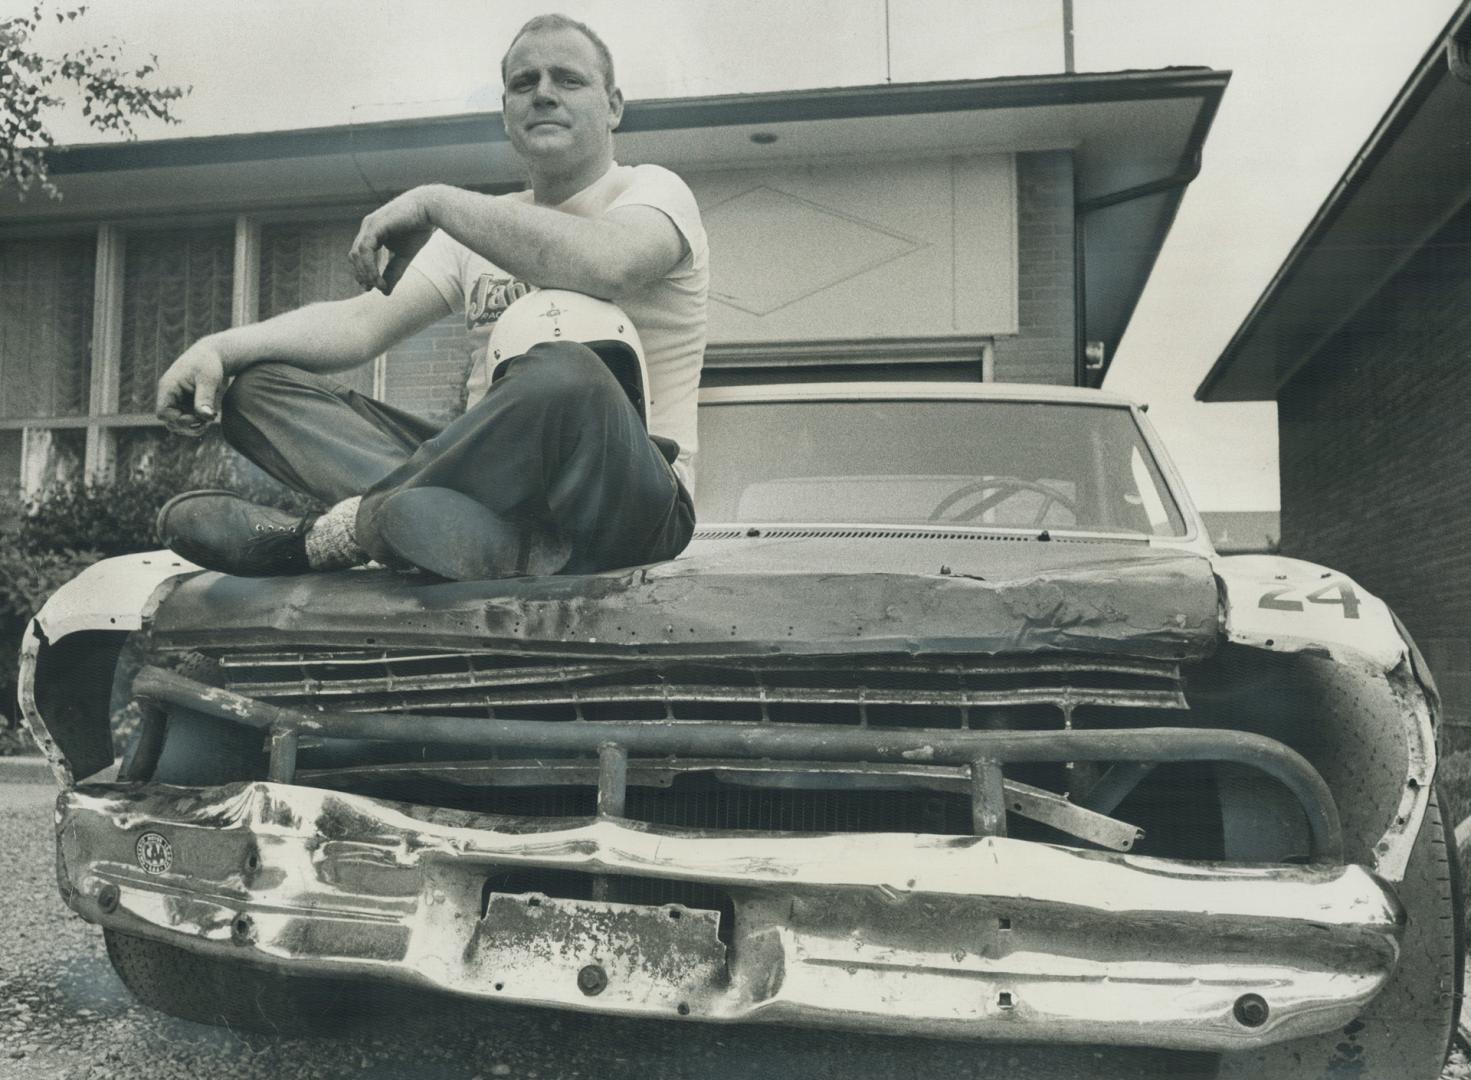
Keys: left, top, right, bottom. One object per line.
{"left": 135, "top": 832, "right": 173, "bottom": 875}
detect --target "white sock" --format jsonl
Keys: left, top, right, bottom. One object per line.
{"left": 304, "top": 496, "right": 368, "bottom": 570}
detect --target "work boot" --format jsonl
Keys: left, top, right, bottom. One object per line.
{"left": 156, "top": 490, "right": 316, "bottom": 576}
{"left": 370, "top": 486, "right": 570, "bottom": 581}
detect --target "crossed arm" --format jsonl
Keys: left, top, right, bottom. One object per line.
{"left": 155, "top": 184, "right": 685, "bottom": 435}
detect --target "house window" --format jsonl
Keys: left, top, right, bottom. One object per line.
{"left": 0, "top": 235, "right": 95, "bottom": 421}
{"left": 118, "top": 226, "right": 235, "bottom": 416}
{"left": 0, "top": 210, "right": 462, "bottom": 492}
{"left": 1, "top": 217, "right": 384, "bottom": 494}
{"left": 0, "top": 224, "right": 239, "bottom": 493}
{"left": 259, "top": 220, "right": 359, "bottom": 317}
{"left": 0, "top": 234, "right": 97, "bottom": 494}
{"left": 259, "top": 220, "right": 374, "bottom": 395}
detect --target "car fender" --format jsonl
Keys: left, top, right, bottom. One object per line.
{"left": 1213, "top": 552, "right": 1435, "bottom": 884}
{"left": 1212, "top": 553, "right": 1407, "bottom": 670}
{"left": 18, "top": 551, "right": 197, "bottom": 786}
{"left": 30, "top": 550, "right": 198, "bottom": 643}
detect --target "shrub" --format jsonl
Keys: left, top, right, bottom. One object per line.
{"left": 0, "top": 545, "right": 107, "bottom": 623}
{"left": 15, "top": 431, "right": 319, "bottom": 558}
{"left": 17, "top": 456, "right": 192, "bottom": 558}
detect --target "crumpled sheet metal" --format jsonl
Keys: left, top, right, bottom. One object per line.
{"left": 16, "top": 622, "right": 70, "bottom": 787}
{"left": 19, "top": 557, "right": 194, "bottom": 788}
{"left": 57, "top": 780, "right": 1402, "bottom": 1051}
{"left": 1321, "top": 654, "right": 1434, "bottom": 886}
{"left": 149, "top": 546, "right": 1222, "bottom": 662}
{"left": 1215, "top": 554, "right": 1409, "bottom": 671}
{"left": 31, "top": 551, "right": 197, "bottom": 644}
{"left": 1214, "top": 554, "right": 1437, "bottom": 885}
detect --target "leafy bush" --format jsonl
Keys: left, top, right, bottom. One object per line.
{"left": 16, "top": 449, "right": 192, "bottom": 557}
{"left": 0, "top": 545, "right": 106, "bottom": 622}
{"left": 15, "top": 430, "right": 318, "bottom": 557}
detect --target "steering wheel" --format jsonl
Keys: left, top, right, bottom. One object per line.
{"left": 928, "top": 477, "right": 1077, "bottom": 526}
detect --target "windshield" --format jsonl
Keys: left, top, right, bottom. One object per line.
{"left": 695, "top": 398, "right": 1188, "bottom": 538}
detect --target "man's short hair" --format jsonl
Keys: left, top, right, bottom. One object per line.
{"left": 501, "top": 14, "right": 616, "bottom": 93}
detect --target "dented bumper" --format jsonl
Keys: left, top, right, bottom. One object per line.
{"left": 58, "top": 781, "right": 1402, "bottom": 1052}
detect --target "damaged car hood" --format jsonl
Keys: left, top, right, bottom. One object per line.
{"left": 148, "top": 535, "right": 1220, "bottom": 662}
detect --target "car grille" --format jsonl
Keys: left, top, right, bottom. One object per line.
{"left": 156, "top": 645, "right": 1193, "bottom": 843}
{"left": 190, "top": 646, "right": 1187, "bottom": 730}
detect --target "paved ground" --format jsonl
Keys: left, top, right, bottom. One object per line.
{"left": 0, "top": 782, "right": 1221, "bottom": 1080}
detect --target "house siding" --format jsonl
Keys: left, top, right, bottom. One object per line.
{"left": 1278, "top": 196, "right": 1471, "bottom": 726}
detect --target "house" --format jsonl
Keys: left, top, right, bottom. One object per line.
{"left": 0, "top": 68, "right": 1225, "bottom": 493}
{"left": 1197, "top": 1, "right": 1471, "bottom": 722}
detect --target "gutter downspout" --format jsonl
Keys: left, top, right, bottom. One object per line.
{"left": 1072, "top": 166, "right": 1087, "bottom": 387}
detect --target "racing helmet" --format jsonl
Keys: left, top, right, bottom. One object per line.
{"left": 488, "top": 289, "right": 649, "bottom": 426}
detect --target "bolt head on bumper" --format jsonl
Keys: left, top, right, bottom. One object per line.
{"left": 56, "top": 781, "right": 1403, "bottom": 1052}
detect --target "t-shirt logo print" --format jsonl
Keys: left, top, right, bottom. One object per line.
{"left": 465, "top": 274, "right": 525, "bottom": 330}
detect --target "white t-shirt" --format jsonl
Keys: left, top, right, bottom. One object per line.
{"left": 410, "top": 163, "right": 708, "bottom": 490}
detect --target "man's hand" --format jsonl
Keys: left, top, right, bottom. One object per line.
{"left": 156, "top": 338, "right": 228, "bottom": 436}
{"left": 349, "top": 187, "right": 439, "bottom": 295}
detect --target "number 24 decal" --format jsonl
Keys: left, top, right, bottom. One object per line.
{"left": 1258, "top": 581, "right": 1361, "bottom": 620}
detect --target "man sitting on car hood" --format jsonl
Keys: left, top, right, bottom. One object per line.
{"left": 153, "top": 13, "right": 708, "bottom": 581}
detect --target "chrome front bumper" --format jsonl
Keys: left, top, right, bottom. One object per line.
{"left": 57, "top": 781, "right": 1402, "bottom": 1052}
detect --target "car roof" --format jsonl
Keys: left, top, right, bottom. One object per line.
{"left": 697, "top": 382, "right": 1139, "bottom": 408}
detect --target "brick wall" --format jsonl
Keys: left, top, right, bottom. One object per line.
{"left": 1278, "top": 196, "right": 1471, "bottom": 725}
{"left": 382, "top": 314, "right": 475, "bottom": 423}
{"left": 991, "top": 150, "right": 1076, "bottom": 384}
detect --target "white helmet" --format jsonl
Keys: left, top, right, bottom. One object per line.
{"left": 488, "top": 289, "right": 649, "bottom": 426}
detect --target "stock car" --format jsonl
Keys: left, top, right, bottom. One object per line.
{"left": 17, "top": 382, "right": 1462, "bottom": 1079}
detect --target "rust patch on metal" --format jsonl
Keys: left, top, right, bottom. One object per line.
{"left": 474, "top": 891, "right": 726, "bottom": 990}
{"left": 272, "top": 916, "right": 412, "bottom": 964}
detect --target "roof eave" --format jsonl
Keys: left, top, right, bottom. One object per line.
{"left": 1197, "top": 0, "right": 1471, "bottom": 403}
{"left": 36, "top": 68, "right": 1227, "bottom": 177}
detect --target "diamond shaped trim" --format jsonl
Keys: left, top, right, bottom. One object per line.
{"left": 704, "top": 186, "right": 929, "bottom": 316}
